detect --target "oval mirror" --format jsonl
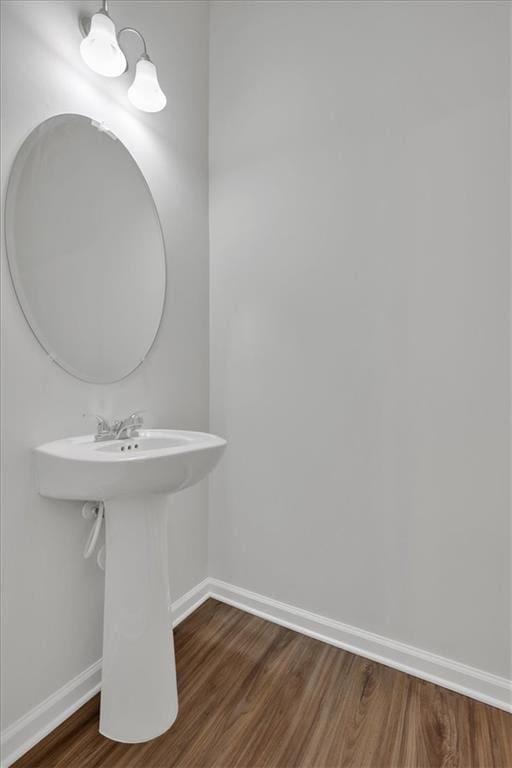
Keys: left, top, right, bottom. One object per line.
{"left": 5, "top": 114, "right": 166, "bottom": 383}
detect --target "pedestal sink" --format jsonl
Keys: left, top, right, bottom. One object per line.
{"left": 35, "top": 430, "right": 226, "bottom": 743}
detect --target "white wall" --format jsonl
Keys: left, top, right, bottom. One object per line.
{"left": 1, "top": 0, "right": 209, "bottom": 730}
{"left": 209, "top": 0, "right": 511, "bottom": 680}
{"left": 2, "top": 0, "right": 510, "bottom": 741}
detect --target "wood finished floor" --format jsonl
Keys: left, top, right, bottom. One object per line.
{"left": 14, "top": 599, "right": 512, "bottom": 768}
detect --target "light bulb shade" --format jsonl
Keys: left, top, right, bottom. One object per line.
{"left": 127, "top": 58, "right": 167, "bottom": 113}
{"left": 80, "top": 12, "right": 126, "bottom": 77}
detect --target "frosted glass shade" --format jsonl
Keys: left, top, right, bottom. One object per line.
{"left": 80, "top": 12, "right": 127, "bottom": 78}
{"left": 128, "top": 59, "right": 167, "bottom": 113}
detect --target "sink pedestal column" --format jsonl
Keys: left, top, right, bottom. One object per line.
{"left": 100, "top": 494, "right": 178, "bottom": 743}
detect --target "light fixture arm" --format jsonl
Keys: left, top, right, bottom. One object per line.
{"left": 118, "top": 27, "right": 150, "bottom": 60}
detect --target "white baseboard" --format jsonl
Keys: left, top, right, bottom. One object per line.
{"left": 171, "top": 577, "right": 211, "bottom": 626}
{"left": 3, "top": 576, "right": 510, "bottom": 767}
{"left": 0, "top": 578, "right": 210, "bottom": 768}
{"left": 0, "top": 659, "right": 102, "bottom": 768}
{"left": 209, "top": 578, "right": 512, "bottom": 714}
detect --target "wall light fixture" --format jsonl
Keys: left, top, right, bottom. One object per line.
{"left": 79, "top": 0, "right": 167, "bottom": 113}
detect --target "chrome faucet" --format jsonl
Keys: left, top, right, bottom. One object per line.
{"left": 113, "top": 411, "right": 145, "bottom": 440}
{"left": 85, "top": 412, "right": 145, "bottom": 442}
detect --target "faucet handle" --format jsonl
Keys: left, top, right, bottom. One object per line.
{"left": 127, "top": 410, "right": 146, "bottom": 435}
{"left": 113, "top": 410, "right": 146, "bottom": 440}
{"left": 83, "top": 413, "right": 112, "bottom": 438}
{"left": 126, "top": 410, "right": 146, "bottom": 425}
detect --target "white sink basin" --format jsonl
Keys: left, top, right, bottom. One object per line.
{"left": 35, "top": 429, "right": 226, "bottom": 500}
{"left": 34, "top": 429, "right": 226, "bottom": 745}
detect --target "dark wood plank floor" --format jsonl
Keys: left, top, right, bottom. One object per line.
{"left": 14, "top": 599, "right": 512, "bottom": 768}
